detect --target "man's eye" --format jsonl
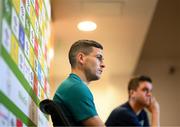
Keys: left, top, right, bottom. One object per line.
{"left": 96, "top": 56, "right": 103, "bottom": 61}
{"left": 142, "top": 88, "right": 148, "bottom": 92}
{"left": 143, "top": 88, "right": 151, "bottom": 93}
{"left": 144, "top": 89, "right": 148, "bottom": 92}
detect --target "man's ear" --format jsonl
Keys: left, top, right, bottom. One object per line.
{"left": 76, "top": 52, "right": 85, "bottom": 64}
{"left": 129, "top": 90, "right": 135, "bottom": 98}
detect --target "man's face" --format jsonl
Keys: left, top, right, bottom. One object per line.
{"left": 132, "top": 81, "right": 153, "bottom": 107}
{"left": 83, "top": 47, "right": 105, "bottom": 82}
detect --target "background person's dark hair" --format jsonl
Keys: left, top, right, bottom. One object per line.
{"left": 68, "top": 40, "right": 103, "bottom": 68}
{"left": 128, "top": 75, "right": 152, "bottom": 97}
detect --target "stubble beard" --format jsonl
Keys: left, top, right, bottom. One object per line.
{"left": 85, "top": 69, "right": 100, "bottom": 82}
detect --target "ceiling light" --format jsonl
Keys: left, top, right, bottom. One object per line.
{"left": 77, "top": 21, "right": 97, "bottom": 31}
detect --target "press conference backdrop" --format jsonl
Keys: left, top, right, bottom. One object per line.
{"left": 0, "top": 0, "right": 52, "bottom": 126}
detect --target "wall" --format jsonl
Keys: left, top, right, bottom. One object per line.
{"left": 0, "top": 0, "right": 52, "bottom": 126}
{"left": 134, "top": 0, "right": 180, "bottom": 125}
{"left": 89, "top": 75, "right": 131, "bottom": 122}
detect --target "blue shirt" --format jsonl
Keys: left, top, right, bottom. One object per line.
{"left": 105, "top": 102, "right": 149, "bottom": 126}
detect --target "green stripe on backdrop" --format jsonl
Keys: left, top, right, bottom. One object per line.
{"left": 0, "top": 91, "right": 36, "bottom": 126}
{"left": 1, "top": 42, "right": 49, "bottom": 121}
{"left": 0, "top": 0, "right": 2, "bottom": 54}
{"left": 1, "top": 46, "right": 40, "bottom": 106}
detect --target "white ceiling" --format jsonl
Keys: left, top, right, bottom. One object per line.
{"left": 51, "top": 0, "right": 158, "bottom": 85}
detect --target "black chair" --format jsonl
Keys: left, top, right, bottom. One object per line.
{"left": 39, "top": 99, "right": 73, "bottom": 126}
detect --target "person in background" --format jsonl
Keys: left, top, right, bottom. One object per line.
{"left": 53, "top": 40, "right": 105, "bottom": 126}
{"left": 105, "top": 75, "right": 160, "bottom": 127}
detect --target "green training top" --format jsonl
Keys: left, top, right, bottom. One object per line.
{"left": 53, "top": 73, "right": 98, "bottom": 123}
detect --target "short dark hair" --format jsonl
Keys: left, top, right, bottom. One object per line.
{"left": 128, "top": 75, "right": 152, "bottom": 94}
{"left": 68, "top": 40, "right": 103, "bottom": 68}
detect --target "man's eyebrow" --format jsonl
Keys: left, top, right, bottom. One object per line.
{"left": 142, "top": 87, "right": 152, "bottom": 92}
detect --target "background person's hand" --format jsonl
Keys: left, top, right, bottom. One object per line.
{"left": 147, "top": 96, "right": 160, "bottom": 127}
{"left": 147, "top": 96, "right": 160, "bottom": 114}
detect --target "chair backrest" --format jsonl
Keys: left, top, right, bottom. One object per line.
{"left": 39, "top": 99, "right": 72, "bottom": 126}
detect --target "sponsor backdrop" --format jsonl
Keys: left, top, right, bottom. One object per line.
{"left": 0, "top": 0, "right": 52, "bottom": 126}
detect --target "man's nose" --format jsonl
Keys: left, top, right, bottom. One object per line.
{"left": 101, "top": 62, "right": 105, "bottom": 68}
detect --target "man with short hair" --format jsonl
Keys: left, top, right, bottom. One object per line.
{"left": 53, "top": 40, "right": 105, "bottom": 126}
{"left": 105, "top": 75, "right": 160, "bottom": 127}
